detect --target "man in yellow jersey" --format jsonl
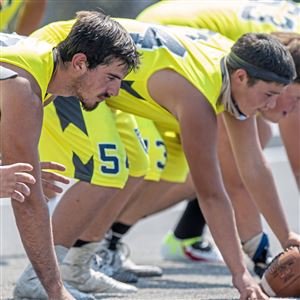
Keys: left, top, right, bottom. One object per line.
{"left": 137, "top": 0, "right": 300, "bottom": 273}
{"left": 137, "top": 0, "right": 300, "bottom": 188}
{"left": 27, "top": 17, "right": 300, "bottom": 299}
{"left": 34, "top": 98, "right": 150, "bottom": 293}
{"left": 0, "top": 0, "right": 47, "bottom": 35}
{"left": 0, "top": 11, "right": 139, "bottom": 300}
{"left": 105, "top": 22, "right": 300, "bottom": 300}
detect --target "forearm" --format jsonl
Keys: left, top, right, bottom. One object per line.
{"left": 241, "top": 163, "right": 290, "bottom": 246}
{"left": 0, "top": 81, "right": 63, "bottom": 296}
{"left": 198, "top": 191, "right": 246, "bottom": 275}
{"left": 12, "top": 196, "right": 63, "bottom": 293}
{"left": 224, "top": 114, "right": 291, "bottom": 247}
{"left": 6, "top": 152, "right": 63, "bottom": 294}
{"left": 279, "top": 110, "right": 300, "bottom": 192}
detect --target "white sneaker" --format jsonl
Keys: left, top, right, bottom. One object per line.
{"left": 161, "top": 232, "right": 223, "bottom": 263}
{"left": 61, "top": 242, "right": 137, "bottom": 294}
{"left": 13, "top": 246, "right": 95, "bottom": 300}
{"left": 97, "top": 240, "right": 162, "bottom": 277}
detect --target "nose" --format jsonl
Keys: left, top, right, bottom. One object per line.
{"left": 108, "top": 81, "right": 121, "bottom": 97}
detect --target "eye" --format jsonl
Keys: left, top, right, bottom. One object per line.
{"left": 265, "top": 93, "right": 274, "bottom": 97}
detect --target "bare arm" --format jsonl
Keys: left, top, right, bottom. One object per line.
{"left": 279, "top": 110, "right": 300, "bottom": 191}
{"left": 0, "top": 77, "right": 64, "bottom": 297}
{"left": 15, "top": 0, "right": 47, "bottom": 35}
{"left": 148, "top": 69, "right": 267, "bottom": 299}
{"left": 0, "top": 163, "right": 35, "bottom": 201}
{"left": 223, "top": 113, "right": 298, "bottom": 248}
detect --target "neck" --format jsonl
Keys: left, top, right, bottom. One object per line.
{"left": 47, "top": 52, "right": 72, "bottom": 96}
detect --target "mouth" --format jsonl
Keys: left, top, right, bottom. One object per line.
{"left": 98, "top": 96, "right": 107, "bottom": 102}
{"left": 97, "top": 94, "right": 110, "bottom": 102}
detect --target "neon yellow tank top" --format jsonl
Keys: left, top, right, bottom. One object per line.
{"left": 31, "top": 19, "right": 234, "bottom": 132}
{"left": 0, "top": 0, "right": 23, "bottom": 31}
{"left": 137, "top": 0, "right": 300, "bottom": 40}
{"left": 0, "top": 33, "right": 55, "bottom": 101}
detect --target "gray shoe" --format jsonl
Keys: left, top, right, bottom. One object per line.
{"left": 98, "top": 240, "right": 163, "bottom": 278}
{"left": 13, "top": 246, "right": 96, "bottom": 300}
{"left": 93, "top": 249, "right": 138, "bottom": 283}
{"left": 61, "top": 243, "right": 137, "bottom": 294}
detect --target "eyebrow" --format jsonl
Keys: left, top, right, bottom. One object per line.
{"left": 267, "top": 90, "right": 281, "bottom": 95}
{"left": 108, "top": 73, "right": 122, "bottom": 80}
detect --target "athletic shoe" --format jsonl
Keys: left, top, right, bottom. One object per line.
{"left": 242, "top": 232, "right": 273, "bottom": 278}
{"left": 13, "top": 246, "right": 96, "bottom": 300}
{"left": 97, "top": 240, "right": 163, "bottom": 278}
{"left": 92, "top": 250, "right": 139, "bottom": 283}
{"left": 161, "top": 231, "right": 224, "bottom": 263}
{"left": 61, "top": 242, "right": 137, "bottom": 294}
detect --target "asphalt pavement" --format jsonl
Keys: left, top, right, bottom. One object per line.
{"left": 0, "top": 144, "right": 299, "bottom": 300}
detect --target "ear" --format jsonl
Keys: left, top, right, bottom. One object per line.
{"left": 232, "top": 69, "right": 248, "bottom": 85}
{"left": 71, "top": 53, "right": 88, "bottom": 73}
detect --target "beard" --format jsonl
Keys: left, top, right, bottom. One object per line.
{"left": 72, "top": 76, "right": 110, "bottom": 112}
{"left": 80, "top": 98, "right": 100, "bottom": 111}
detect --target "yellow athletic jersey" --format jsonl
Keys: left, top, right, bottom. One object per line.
{"left": 109, "top": 19, "right": 233, "bottom": 132}
{"left": 0, "top": 33, "right": 55, "bottom": 101}
{"left": 0, "top": 0, "right": 23, "bottom": 31}
{"left": 156, "top": 125, "right": 189, "bottom": 183}
{"left": 39, "top": 99, "right": 129, "bottom": 188}
{"left": 31, "top": 18, "right": 233, "bottom": 132}
{"left": 114, "top": 110, "right": 149, "bottom": 177}
{"left": 137, "top": 0, "right": 300, "bottom": 40}
{"left": 135, "top": 117, "right": 167, "bottom": 181}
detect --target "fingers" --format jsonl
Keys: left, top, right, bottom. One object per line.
{"left": 40, "top": 161, "right": 66, "bottom": 172}
{"left": 242, "top": 288, "right": 269, "bottom": 300}
{"left": 15, "top": 171, "right": 36, "bottom": 184}
{"left": 11, "top": 190, "right": 26, "bottom": 203}
{"left": 40, "top": 162, "right": 69, "bottom": 189}
{"left": 15, "top": 182, "right": 31, "bottom": 197}
{"left": 10, "top": 163, "right": 34, "bottom": 173}
{"left": 10, "top": 182, "right": 32, "bottom": 202}
{"left": 245, "top": 291, "right": 257, "bottom": 300}
{"left": 41, "top": 170, "right": 69, "bottom": 184}
{"left": 42, "top": 180, "right": 64, "bottom": 193}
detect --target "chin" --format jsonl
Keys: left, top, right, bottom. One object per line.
{"left": 261, "top": 112, "right": 281, "bottom": 123}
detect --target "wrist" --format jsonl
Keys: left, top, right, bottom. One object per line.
{"left": 46, "top": 278, "right": 64, "bottom": 296}
{"left": 279, "top": 230, "right": 291, "bottom": 248}
{"left": 231, "top": 266, "right": 248, "bottom": 277}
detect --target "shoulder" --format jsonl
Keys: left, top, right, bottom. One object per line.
{"left": 0, "top": 70, "right": 42, "bottom": 110}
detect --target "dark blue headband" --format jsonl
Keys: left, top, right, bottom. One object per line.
{"left": 226, "top": 51, "right": 294, "bottom": 85}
